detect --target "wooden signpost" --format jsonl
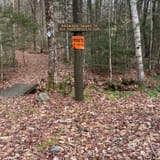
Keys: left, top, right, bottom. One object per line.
{"left": 58, "top": 24, "right": 99, "bottom": 32}
{"left": 58, "top": 1, "right": 99, "bottom": 101}
{"left": 58, "top": 23, "right": 99, "bottom": 101}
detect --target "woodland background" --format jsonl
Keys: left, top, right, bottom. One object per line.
{"left": 0, "top": 0, "right": 160, "bottom": 80}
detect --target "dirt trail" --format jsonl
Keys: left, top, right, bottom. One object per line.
{"left": 4, "top": 50, "right": 48, "bottom": 86}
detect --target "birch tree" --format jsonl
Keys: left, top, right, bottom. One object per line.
{"left": 45, "top": 0, "right": 58, "bottom": 89}
{"left": 130, "top": 0, "right": 145, "bottom": 84}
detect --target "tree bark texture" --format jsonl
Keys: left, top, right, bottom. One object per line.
{"left": 130, "top": 0, "right": 145, "bottom": 84}
{"left": 45, "top": 0, "right": 58, "bottom": 89}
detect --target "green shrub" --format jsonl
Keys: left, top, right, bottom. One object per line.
{"left": 57, "top": 76, "right": 72, "bottom": 96}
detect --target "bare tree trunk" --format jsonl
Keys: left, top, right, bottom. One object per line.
{"left": 39, "top": 0, "right": 46, "bottom": 53}
{"left": 45, "top": 0, "right": 58, "bottom": 89}
{"left": 66, "top": 32, "right": 70, "bottom": 61}
{"left": 64, "top": 0, "right": 70, "bottom": 61}
{"left": 28, "top": 0, "right": 37, "bottom": 51}
{"left": 33, "top": 1, "right": 37, "bottom": 51}
{"left": 149, "top": 0, "right": 153, "bottom": 70}
{"left": 11, "top": 0, "right": 16, "bottom": 69}
{"left": 142, "top": 0, "right": 150, "bottom": 57}
{"left": 130, "top": 0, "right": 145, "bottom": 84}
{"left": 108, "top": 0, "right": 112, "bottom": 82}
{"left": 87, "top": 0, "right": 93, "bottom": 23}
{"left": 95, "top": 0, "right": 102, "bottom": 23}
{"left": 0, "top": 32, "right": 4, "bottom": 81}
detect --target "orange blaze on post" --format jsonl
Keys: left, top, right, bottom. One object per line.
{"left": 72, "top": 36, "right": 85, "bottom": 50}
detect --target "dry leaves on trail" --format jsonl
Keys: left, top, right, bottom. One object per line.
{"left": 0, "top": 51, "right": 160, "bottom": 160}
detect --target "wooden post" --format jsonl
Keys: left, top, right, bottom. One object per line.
{"left": 73, "top": 0, "right": 84, "bottom": 101}
{"left": 58, "top": 23, "right": 99, "bottom": 101}
{"left": 58, "top": 2, "right": 99, "bottom": 101}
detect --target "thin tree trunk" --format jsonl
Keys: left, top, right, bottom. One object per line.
{"left": 142, "top": 0, "right": 150, "bottom": 57}
{"left": 130, "top": 0, "right": 145, "bottom": 84}
{"left": 87, "top": 0, "right": 93, "bottom": 23}
{"left": 16, "top": 0, "right": 20, "bottom": 41}
{"left": 11, "top": 0, "right": 16, "bottom": 69}
{"left": 64, "top": 0, "right": 70, "bottom": 61}
{"left": 17, "top": 0, "right": 20, "bottom": 12}
{"left": 108, "top": 0, "right": 112, "bottom": 82}
{"left": 149, "top": 0, "right": 153, "bottom": 70}
{"left": 39, "top": 0, "right": 44, "bottom": 53}
{"left": 0, "top": 32, "right": 3, "bottom": 81}
{"left": 87, "top": 0, "right": 94, "bottom": 55}
{"left": 33, "top": 1, "right": 37, "bottom": 51}
{"left": 66, "top": 32, "right": 70, "bottom": 61}
{"left": 40, "top": 0, "right": 47, "bottom": 53}
{"left": 28, "top": 0, "right": 37, "bottom": 51}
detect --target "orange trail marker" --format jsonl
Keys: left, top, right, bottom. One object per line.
{"left": 72, "top": 36, "right": 85, "bottom": 50}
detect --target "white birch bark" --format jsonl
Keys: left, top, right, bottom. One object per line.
{"left": 130, "top": 0, "right": 145, "bottom": 84}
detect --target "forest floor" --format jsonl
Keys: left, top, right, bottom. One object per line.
{"left": 0, "top": 51, "right": 160, "bottom": 160}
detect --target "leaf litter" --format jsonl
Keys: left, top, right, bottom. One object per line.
{"left": 0, "top": 51, "right": 160, "bottom": 160}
